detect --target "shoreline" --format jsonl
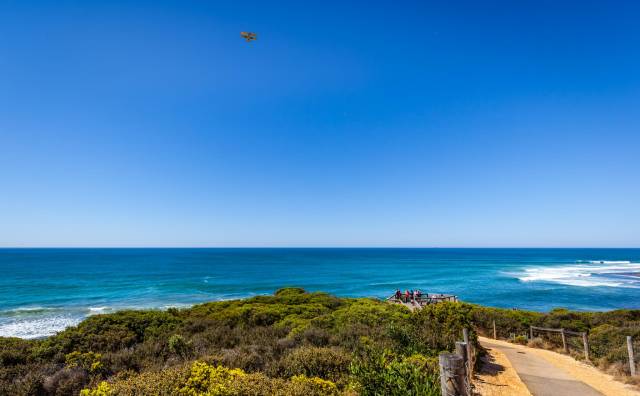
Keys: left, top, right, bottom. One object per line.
{"left": 2, "top": 292, "right": 640, "bottom": 340}
{"left": 1, "top": 288, "right": 639, "bottom": 395}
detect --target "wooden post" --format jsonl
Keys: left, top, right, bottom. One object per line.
{"left": 561, "top": 328, "right": 568, "bottom": 353}
{"left": 582, "top": 333, "right": 590, "bottom": 362}
{"left": 493, "top": 320, "right": 497, "bottom": 339}
{"left": 462, "top": 328, "right": 472, "bottom": 377}
{"left": 456, "top": 341, "right": 468, "bottom": 364}
{"left": 439, "top": 353, "right": 467, "bottom": 396}
{"left": 530, "top": 326, "right": 534, "bottom": 340}
{"left": 627, "top": 336, "right": 636, "bottom": 377}
{"left": 456, "top": 341, "right": 470, "bottom": 394}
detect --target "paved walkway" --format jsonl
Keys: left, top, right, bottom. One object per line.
{"left": 480, "top": 338, "right": 603, "bottom": 396}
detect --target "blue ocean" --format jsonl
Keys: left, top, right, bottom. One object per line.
{"left": 2, "top": 248, "right": 640, "bottom": 339}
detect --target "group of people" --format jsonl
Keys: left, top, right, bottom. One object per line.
{"left": 394, "top": 288, "right": 422, "bottom": 304}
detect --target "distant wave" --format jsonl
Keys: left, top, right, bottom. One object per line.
{"left": 0, "top": 306, "right": 65, "bottom": 317}
{"left": 516, "top": 261, "right": 640, "bottom": 288}
{"left": 88, "top": 306, "right": 112, "bottom": 314}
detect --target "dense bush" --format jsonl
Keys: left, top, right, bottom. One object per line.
{"left": 81, "top": 361, "right": 342, "bottom": 396}
{"left": 30, "top": 288, "right": 640, "bottom": 395}
{"left": 3, "top": 288, "right": 638, "bottom": 395}
{"left": 349, "top": 349, "right": 440, "bottom": 396}
{"left": 279, "top": 346, "right": 351, "bottom": 383}
{"left": 1, "top": 289, "right": 466, "bottom": 395}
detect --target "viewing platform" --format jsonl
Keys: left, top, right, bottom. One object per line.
{"left": 386, "top": 292, "right": 458, "bottom": 311}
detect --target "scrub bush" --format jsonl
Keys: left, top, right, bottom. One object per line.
{"left": 7, "top": 287, "right": 637, "bottom": 395}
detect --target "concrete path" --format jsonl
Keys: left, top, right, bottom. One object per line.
{"left": 480, "top": 338, "right": 603, "bottom": 396}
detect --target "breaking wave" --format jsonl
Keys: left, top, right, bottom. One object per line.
{"left": 516, "top": 261, "right": 640, "bottom": 288}
{"left": 0, "top": 305, "right": 114, "bottom": 339}
{"left": 0, "top": 313, "right": 81, "bottom": 339}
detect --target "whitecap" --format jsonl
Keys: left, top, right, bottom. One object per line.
{"left": 0, "top": 306, "right": 62, "bottom": 317}
{"left": 88, "top": 306, "right": 112, "bottom": 314}
{"left": 161, "top": 303, "right": 191, "bottom": 309}
{"left": 515, "top": 261, "right": 640, "bottom": 288}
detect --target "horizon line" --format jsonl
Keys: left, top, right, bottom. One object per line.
{"left": 1, "top": 246, "right": 640, "bottom": 249}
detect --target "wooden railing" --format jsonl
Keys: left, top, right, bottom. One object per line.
{"left": 387, "top": 293, "right": 458, "bottom": 306}
{"left": 529, "top": 325, "right": 590, "bottom": 360}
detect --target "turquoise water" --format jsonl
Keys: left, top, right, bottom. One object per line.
{"left": 1, "top": 248, "right": 640, "bottom": 338}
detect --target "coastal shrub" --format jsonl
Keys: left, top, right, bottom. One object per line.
{"left": 42, "top": 367, "right": 89, "bottom": 396}
{"left": 411, "top": 302, "right": 476, "bottom": 353}
{"left": 527, "top": 337, "right": 546, "bottom": 349}
{"left": 349, "top": 349, "right": 440, "bottom": 396}
{"left": 331, "top": 299, "right": 409, "bottom": 330}
{"left": 65, "top": 351, "right": 104, "bottom": 373}
{"left": 179, "top": 361, "right": 246, "bottom": 395}
{"left": 512, "top": 335, "right": 528, "bottom": 345}
{"left": 589, "top": 323, "right": 640, "bottom": 370}
{"left": 298, "top": 326, "right": 331, "bottom": 346}
{"left": 81, "top": 361, "right": 340, "bottom": 396}
{"left": 220, "top": 344, "right": 275, "bottom": 373}
{"left": 469, "top": 305, "right": 541, "bottom": 339}
{"left": 187, "top": 288, "right": 342, "bottom": 330}
{"left": 0, "top": 366, "right": 46, "bottom": 396}
{"left": 280, "top": 346, "right": 351, "bottom": 382}
{"left": 80, "top": 381, "right": 112, "bottom": 396}
{"left": 103, "top": 365, "right": 188, "bottom": 395}
{"left": 36, "top": 310, "right": 182, "bottom": 359}
{"left": 288, "top": 374, "right": 339, "bottom": 395}
{"left": 0, "top": 338, "right": 32, "bottom": 367}
{"left": 6, "top": 288, "right": 640, "bottom": 395}
{"left": 168, "top": 334, "right": 194, "bottom": 359}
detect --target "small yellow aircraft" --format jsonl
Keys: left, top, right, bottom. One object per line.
{"left": 240, "top": 32, "right": 257, "bottom": 42}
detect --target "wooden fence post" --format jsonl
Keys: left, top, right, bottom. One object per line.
{"left": 493, "top": 320, "right": 497, "bottom": 339}
{"left": 456, "top": 341, "right": 468, "bottom": 364}
{"left": 439, "top": 353, "right": 467, "bottom": 396}
{"left": 582, "top": 333, "right": 590, "bottom": 362}
{"left": 462, "top": 328, "right": 472, "bottom": 378}
{"left": 628, "top": 336, "right": 637, "bottom": 377}
{"left": 561, "top": 329, "right": 568, "bottom": 353}
{"left": 530, "top": 326, "right": 533, "bottom": 340}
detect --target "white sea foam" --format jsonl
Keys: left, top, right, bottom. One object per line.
{"left": 88, "top": 306, "right": 112, "bottom": 314}
{"left": 11, "top": 306, "right": 46, "bottom": 312}
{"left": 516, "top": 261, "right": 640, "bottom": 288}
{"left": 0, "top": 306, "right": 111, "bottom": 338}
{"left": 0, "top": 315, "right": 81, "bottom": 339}
{"left": 162, "top": 303, "right": 192, "bottom": 309}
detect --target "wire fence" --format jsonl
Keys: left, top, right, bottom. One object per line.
{"left": 478, "top": 317, "right": 640, "bottom": 378}
{"left": 530, "top": 326, "right": 640, "bottom": 376}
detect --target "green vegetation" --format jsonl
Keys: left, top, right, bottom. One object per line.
{"left": 0, "top": 288, "right": 475, "bottom": 396}
{"left": 1, "top": 288, "right": 637, "bottom": 395}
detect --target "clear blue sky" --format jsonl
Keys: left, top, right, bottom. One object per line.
{"left": 1, "top": 1, "right": 639, "bottom": 247}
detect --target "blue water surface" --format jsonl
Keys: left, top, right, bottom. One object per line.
{"left": 1, "top": 248, "right": 640, "bottom": 338}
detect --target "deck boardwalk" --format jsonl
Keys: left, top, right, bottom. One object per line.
{"left": 387, "top": 293, "right": 458, "bottom": 311}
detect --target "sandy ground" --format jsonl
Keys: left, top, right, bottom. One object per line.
{"left": 474, "top": 339, "right": 531, "bottom": 396}
{"left": 479, "top": 337, "right": 640, "bottom": 396}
